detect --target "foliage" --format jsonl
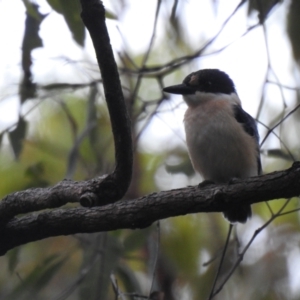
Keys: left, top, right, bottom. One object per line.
{"left": 1, "top": 0, "right": 300, "bottom": 299}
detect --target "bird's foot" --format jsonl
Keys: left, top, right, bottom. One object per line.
{"left": 228, "top": 177, "right": 242, "bottom": 185}
{"left": 198, "top": 180, "right": 215, "bottom": 188}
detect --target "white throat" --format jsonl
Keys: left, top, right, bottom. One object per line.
{"left": 183, "top": 91, "right": 241, "bottom": 107}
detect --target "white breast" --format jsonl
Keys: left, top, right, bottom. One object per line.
{"left": 183, "top": 94, "right": 258, "bottom": 183}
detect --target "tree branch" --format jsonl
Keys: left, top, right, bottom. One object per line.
{"left": 79, "top": 0, "right": 133, "bottom": 207}
{"left": 0, "top": 162, "right": 300, "bottom": 256}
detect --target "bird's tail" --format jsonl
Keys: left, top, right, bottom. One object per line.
{"left": 223, "top": 205, "right": 252, "bottom": 224}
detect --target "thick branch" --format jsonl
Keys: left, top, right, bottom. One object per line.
{"left": 0, "top": 179, "right": 84, "bottom": 226}
{"left": 0, "top": 162, "right": 300, "bottom": 255}
{"left": 79, "top": 0, "right": 133, "bottom": 206}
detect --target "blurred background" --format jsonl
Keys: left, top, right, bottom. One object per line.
{"left": 1, "top": 0, "right": 300, "bottom": 299}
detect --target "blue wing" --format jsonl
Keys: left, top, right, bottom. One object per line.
{"left": 233, "top": 105, "right": 262, "bottom": 175}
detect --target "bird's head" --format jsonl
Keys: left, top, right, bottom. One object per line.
{"left": 163, "top": 69, "right": 240, "bottom": 106}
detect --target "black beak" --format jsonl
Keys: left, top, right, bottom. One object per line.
{"left": 163, "top": 84, "right": 196, "bottom": 95}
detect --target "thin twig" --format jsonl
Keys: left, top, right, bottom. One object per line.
{"left": 208, "top": 224, "right": 233, "bottom": 300}
{"left": 260, "top": 104, "right": 300, "bottom": 147}
{"left": 148, "top": 221, "right": 161, "bottom": 299}
{"left": 210, "top": 199, "right": 292, "bottom": 298}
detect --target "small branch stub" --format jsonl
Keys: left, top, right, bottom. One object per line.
{"left": 80, "top": 192, "right": 98, "bottom": 207}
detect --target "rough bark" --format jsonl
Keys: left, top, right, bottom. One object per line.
{"left": 79, "top": 0, "right": 133, "bottom": 207}
{"left": 0, "top": 162, "right": 300, "bottom": 255}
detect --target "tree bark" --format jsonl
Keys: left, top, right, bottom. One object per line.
{"left": 79, "top": 0, "right": 133, "bottom": 207}
{"left": 0, "top": 162, "right": 300, "bottom": 255}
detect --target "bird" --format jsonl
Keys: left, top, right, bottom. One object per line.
{"left": 163, "top": 69, "right": 261, "bottom": 223}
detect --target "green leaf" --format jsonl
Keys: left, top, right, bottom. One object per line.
{"left": 5, "top": 254, "right": 68, "bottom": 300}
{"left": 123, "top": 227, "right": 153, "bottom": 253}
{"left": 21, "top": 1, "right": 46, "bottom": 51}
{"left": 287, "top": 0, "right": 300, "bottom": 62}
{"left": 22, "top": 0, "right": 44, "bottom": 21}
{"left": 31, "top": 256, "right": 68, "bottom": 294}
{"left": 0, "top": 132, "right": 3, "bottom": 147}
{"left": 165, "top": 158, "right": 194, "bottom": 176}
{"left": 164, "top": 150, "right": 195, "bottom": 176}
{"left": 116, "top": 264, "right": 142, "bottom": 295}
{"left": 25, "top": 162, "right": 49, "bottom": 188}
{"left": 19, "top": 2, "right": 45, "bottom": 102}
{"left": 8, "top": 117, "right": 27, "bottom": 159}
{"left": 79, "top": 233, "right": 123, "bottom": 300}
{"left": 267, "top": 149, "right": 294, "bottom": 161}
{"left": 46, "top": 0, "right": 85, "bottom": 46}
{"left": 105, "top": 10, "right": 118, "bottom": 20}
{"left": 248, "top": 0, "right": 282, "bottom": 23}
{"left": 45, "top": 0, "right": 63, "bottom": 12}
{"left": 7, "top": 247, "right": 21, "bottom": 274}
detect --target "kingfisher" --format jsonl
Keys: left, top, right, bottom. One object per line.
{"left": 163, "top": 69, "right": 261, "bottom": 223}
